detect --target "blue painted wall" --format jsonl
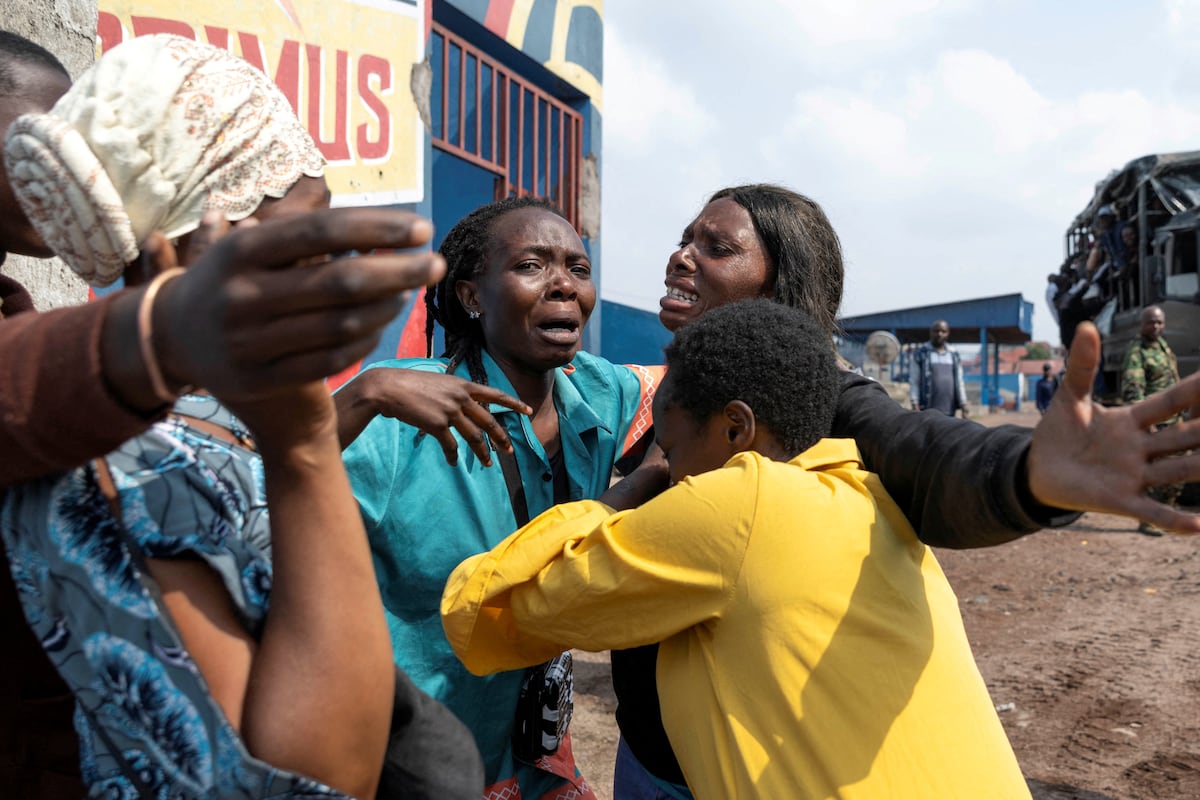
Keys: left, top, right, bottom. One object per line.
{"left": 599, "top": 301, "right": 673, "bottom": 365}
{"left": 965, "top": 373, "right": 1025, "bottom": 410}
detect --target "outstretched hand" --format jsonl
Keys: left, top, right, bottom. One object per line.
{"left": 151, "top": 207, "right": 446, "bottom": 403}
{"left": 335, "top": 367, "right": 531, "bottom": 465}
{"left": 1027, "top": 322, "right": 1200, "bottom": 533}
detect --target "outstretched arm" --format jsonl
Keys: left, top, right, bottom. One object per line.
{"left": 0, "top": 208, "right": 445, "bottom": 488}
{"left": 840, "top": 321, "right": 1200, "bottom": 549}
{"left": 835, "top": 373, "right": 1070, "bottom": 549}
{"left": 443, "top": 465, "right": 745, "bottom": 677}
{"left": 335, "top": 366, "right": 530, "bottom": 462}
{"left": 149, "top": 386, "right": 394, "bottom": 799}
{"left": 1028, "top": 322, "right": 1200, "bottom": 533}
{"left": 136, "top": 207, "right": 450, "bottom": 796}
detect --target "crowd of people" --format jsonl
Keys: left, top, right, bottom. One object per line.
{"left": 1, "top": 29, "right": 1199, "bottom": 800}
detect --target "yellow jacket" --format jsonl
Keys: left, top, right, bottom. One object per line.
{"left": 442, "top": 439, "right": 1030, "bottom": 799}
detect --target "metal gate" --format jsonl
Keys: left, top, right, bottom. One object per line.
{"left": 430, "top": 22, "right": 584, "bottom": 228}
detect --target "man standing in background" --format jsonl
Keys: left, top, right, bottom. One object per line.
{"left": 1035, "top": 363, "right": 1059, "bottom": 415}
{"left": 910, "top": 320, "right": 970, "bottom": 417}
{"left": 1120, "top": 305, "right": 1183, "bottom": 536}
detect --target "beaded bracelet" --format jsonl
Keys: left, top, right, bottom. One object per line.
{"left": 136, "top": 267, "right": 187, "bottom": 405}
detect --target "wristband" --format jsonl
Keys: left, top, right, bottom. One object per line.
{"left": 136, "top": 267, "right": 188, "bottom": 404}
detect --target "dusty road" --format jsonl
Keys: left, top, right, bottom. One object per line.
{"left": 567, "top": 407, "right": 1200, "bottom": 799}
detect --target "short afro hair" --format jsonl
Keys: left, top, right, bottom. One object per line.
{"left": 661, "top": 298, "right": 839, "bottom": 456}
{"left": 0, "top": 31, "right": 69, "bottom": 96}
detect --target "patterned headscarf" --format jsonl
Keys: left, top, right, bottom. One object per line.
{"left": 3, "top": 34, "right": 325, "bottom": 286}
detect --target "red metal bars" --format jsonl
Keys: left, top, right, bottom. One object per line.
{"left": 430, "top": 22, "right": 584, "bottom": 229}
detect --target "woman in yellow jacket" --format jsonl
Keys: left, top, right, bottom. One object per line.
{"left": 443, "top": 299, "right": 1031, "bottom": 800}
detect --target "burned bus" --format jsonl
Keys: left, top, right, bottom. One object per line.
{"left": 1062, "top": 151, "right": 1200, "bottom": 396}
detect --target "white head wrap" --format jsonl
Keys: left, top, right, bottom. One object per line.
{"left": 3, "top": 34, "right": 325, "bottom": 286}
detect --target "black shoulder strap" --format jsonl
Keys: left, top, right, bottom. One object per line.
{"left": 496, "top": 449, "right": 530, "bottom": 527}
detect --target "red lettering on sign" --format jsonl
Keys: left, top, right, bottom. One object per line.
{"left": 237, "top": 34, "right": 301, "bottom": 114}
{"left": 92, "top": 16, "right": 400, "bottom": 174}
{"left": 272, "top": 40, "right": 302, "bottom": 116}
{"left": 131, "top": 16, "right": 195, "bottom": 39}
{"left": 97, "top": 11, "right": 125, "bottom": 53}
{"left": 203, "top": 26, "right": 230, "bottom": 51}
{"left": 357, "top": 54, "right": 392, "bottom": 161}
{"left": 306, "top": 45, "right": 351, "bottom": 163}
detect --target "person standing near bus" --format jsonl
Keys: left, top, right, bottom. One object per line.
{"left": 1120, "top": 305, "right": 1182, "bottom": 536}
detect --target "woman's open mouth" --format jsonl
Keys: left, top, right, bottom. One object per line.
{"left": 659, "top": 284, "right": 700, "bottom": 315}
{"left": 663, "top": 286, "right": 699, "bottom": 304}
{"left": 536, "top": 318, "right": 581, "bottom": 345}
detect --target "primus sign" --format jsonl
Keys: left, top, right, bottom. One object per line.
{"left": 98, "top": 0, "right": 425, "bottom": 205}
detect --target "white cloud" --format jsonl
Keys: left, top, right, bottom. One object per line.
{"left": 766, "top": 89, "right": 929, "bottom": 179}
{"left": 935, "top": 50, "right": 1055, "bottom": 154}
{"left": 603, "top": 23, "right": 718, "bottom": 157}
{"left": 768, "top": 0, "right": 965, "bottom": 45}
{"left": 1166, "top": 0, "right": 1200, "bottom": 34}
{"left": 762, "top": 47, "right": 1200, "bottom": 212}
{"left": 602, "top": 23, "right": 730, "bottom": 311}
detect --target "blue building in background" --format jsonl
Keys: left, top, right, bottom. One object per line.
{"left": 600, "top": 301, "right": 672, "bottom": 365}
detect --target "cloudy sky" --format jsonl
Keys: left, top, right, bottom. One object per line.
{"left": 598, "top": 0, "right": 1200, "bottom": 343}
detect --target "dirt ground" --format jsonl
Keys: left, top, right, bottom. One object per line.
{"left": 567, "top": 408, "right": 1200, "bottom": 800}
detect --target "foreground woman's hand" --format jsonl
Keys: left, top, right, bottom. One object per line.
{"left": 152, "top": 381, "right": 394, "bottom": 800}
{"left": 154, "top": 207, "right": 446, "bottom": 401}
{"left": 1028, "top": 322, "right": 1200, "bottom": 533}
{"left": 335, "top": 367, "right": 531, "bottom": 463}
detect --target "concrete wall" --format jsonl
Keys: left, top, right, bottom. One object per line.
{"left": 1, "top": 0, "right": 98, "bottom": 310}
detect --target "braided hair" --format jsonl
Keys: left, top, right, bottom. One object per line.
{"left": 425, "top": 195, "right": 569, "bottom": 384}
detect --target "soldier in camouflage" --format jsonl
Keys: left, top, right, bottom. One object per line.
{"left": 1120, "top": 305, "right": 1183, "bottom": 535}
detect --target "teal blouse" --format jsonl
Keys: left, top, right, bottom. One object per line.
{"left": 342, "top": 349, "right": 649, "bottom": 796}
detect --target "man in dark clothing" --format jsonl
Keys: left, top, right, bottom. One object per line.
{"left": 1035, "top": 363, "right": 1059, "bottom": 414}
{"left": 909, "top": 320, "right": 970, "bottom": 417}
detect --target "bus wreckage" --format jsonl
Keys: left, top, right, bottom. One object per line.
{"left": 1059, "top": 150, "right": 1200, "bottom": 396}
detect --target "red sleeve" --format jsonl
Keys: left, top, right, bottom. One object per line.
{"left": 0, "top": 293, "right": 159, "bottom": 487}
{"left": 620, "top": 364, "right": 665, "bottom": 458}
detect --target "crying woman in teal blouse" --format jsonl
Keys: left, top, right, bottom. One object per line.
{"left": 339, "top": 197, "right": 657, "bottom": 800}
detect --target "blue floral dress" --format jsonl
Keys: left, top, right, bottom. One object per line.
{"left": 0, "top": 395, "right": 350, "bottom": 799}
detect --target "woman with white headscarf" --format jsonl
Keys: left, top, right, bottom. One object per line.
{"left": 1, "top": 34, "right": 481, "bottom": 799}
